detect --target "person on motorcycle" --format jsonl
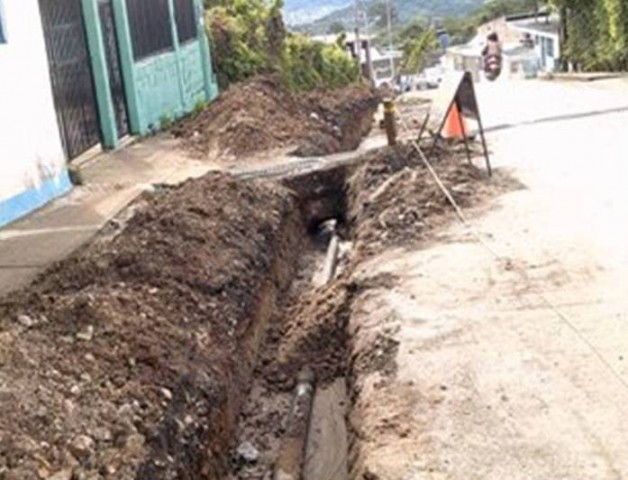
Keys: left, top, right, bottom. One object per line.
{"left": 482, "top": 32, "right": 503, "bottom": 81}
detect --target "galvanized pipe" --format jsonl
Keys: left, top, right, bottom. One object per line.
{"left": 273, "top": 368, "right": 316, "bottom": 480}
{"left": 321, "top": 234, "right": 340, "bottom": 285}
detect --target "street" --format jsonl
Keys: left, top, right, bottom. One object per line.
{"left": 350, "top": 76, "right": 628, "bottom": 479}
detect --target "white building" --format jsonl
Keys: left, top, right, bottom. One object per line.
{"left": 510, "top": 16, "right": 561, "bottom": 72}
{"left": 311, "top": 32, "right": 402, "bottom": 86}
{"left": 0, "top": 0, "right": 71, "bottom": 227}
{"left": 445, "top": 11, "right": 562, "bottom": 83}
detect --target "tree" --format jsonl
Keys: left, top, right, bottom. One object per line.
{"left": 399, "top": 28, "right": 438, "bottom": 74}
{"left": 205, "top": 0, "right": 359, "bottom": 90}
{"left": 548, "top": 0, "right": 628, "bottom": 71}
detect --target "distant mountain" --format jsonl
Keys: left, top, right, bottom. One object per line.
{"left": 283, "top": 0, "right": 351, "bottom": 26}
{"left": 289, "top": 0, "right": 486, "bottom": 33}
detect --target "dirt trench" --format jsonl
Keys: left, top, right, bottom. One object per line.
{"left": 0, "top": 141, "right": 512, "bottom": 480}
{"left": 225, "top": 145, "right": 517, "bottom": 480}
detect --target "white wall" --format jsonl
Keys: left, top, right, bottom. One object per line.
{"left": 0, "top": 0, "right": 66, "bottom": 202}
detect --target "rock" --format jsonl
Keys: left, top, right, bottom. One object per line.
{"left": 63, "top": 399, "right": 76, "bottom": 416}
{"left": 160, "top": 388, "right": 173, "bottom": 401}
{"left": 309, "top": 112, "right": 320, "bottom": 121}
{"left": 236, "top": 441, "right": 259, "bottom": 463}
{"left": 84, "top": 353, "right": 95, "bottom": 362}
{"left": 125, "top": 434, "right": 146, "bottom": 456}
{"left": 17, "top": 314, "right": 36, "bottom": 328}
{"left": 68, "top": 435, "right": 94, "bottom": 460}
{"left": 76, "top": 326, "right": 94, "bottom": 342}
{"left": 91, "top": 427, "right": 113, "bottom": 443}
{"left": 70, "top": 385, "right": 81, "bottom": 396}
{"left": 48, "top": 469, "right": 73, "bottom": 480}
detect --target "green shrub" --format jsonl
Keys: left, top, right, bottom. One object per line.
{"left": 205, "top": 0, "right": 359, "bottom": 91}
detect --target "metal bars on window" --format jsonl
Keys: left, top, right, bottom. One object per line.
{"left": 174, "top": 0, "right": 197, "bottom": 44}
{"left": 125, "top": 0, "right": 173, "bottom": 61}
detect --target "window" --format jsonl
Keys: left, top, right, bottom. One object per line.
{"left": 545, "top": 38, "right": 555, "bottom": 58}
{"left": 174, "top": 0, "right": 197, "bottom": 44}
{"left": 0, "top": 0, "right": 7, "bottom": 44}
{"left": 126, "top": 0, "right": 173, "bottom": 61}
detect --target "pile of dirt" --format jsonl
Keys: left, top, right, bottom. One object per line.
{"left": 0, "top": 174, "right": 303, "bottom": 480}
{"left": 171, "top": 75, "right": 380, "bottom": 160}
{"left": 346, "top": 145, "right": 516, "bottom": 256}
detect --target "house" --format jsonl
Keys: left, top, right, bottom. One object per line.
{"left": 0, "top": 0, "right": 218, "bottom": 228}
{"left": 509, "top": 15, "right": 561, "bottom": 72}
{"left": 312, "top": 32, "right": 403, "bottom": 86}
{"left": 444, "top": 11, "right": 561, "bottom": 82}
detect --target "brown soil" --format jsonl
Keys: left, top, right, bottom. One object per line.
{"left": 226, "top": 142, "right": 522, "bottom": 480}
{"left": 0, "top": 131, "right": 520, "bottom": 480}
{"left": 0, "top": 174, "right": 303, "bottom": 480}
{"left": 347, "top": 144, "right": 523, "bottom": 258}
{"left": 171, "top": 75, "right": 380, "bottom": 160}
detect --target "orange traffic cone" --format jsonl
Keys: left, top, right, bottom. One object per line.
{"left": 442, "top": 103, "right": 467, "bottom": 139}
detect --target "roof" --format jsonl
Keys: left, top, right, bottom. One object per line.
{"left": 505, "top": 10, "right": 550, "bottom": 22}
{"left": 311, "top": 32, "right": 375, "bottom": 45}
{"left": 511, "top": 18, "right": 560, "bottom": 36}
{"left": 447, "top": 44, "right": 481, "bottom": 57}
{"left": 358, "top": 47, "right": 402, "bottom": 64}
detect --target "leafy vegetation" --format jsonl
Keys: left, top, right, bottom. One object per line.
{"left": 550, "top": 0, "right": 628, "bottom": 70}
{"left": 204, "top": 0, "right": 359, "bottom": 91}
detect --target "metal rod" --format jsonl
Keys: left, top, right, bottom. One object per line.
{"left": 417, "top": 112, "right": 430, "bottom": 142}
{"left": 457, "top": 100, "right": 472, "bottom": 165}
{"left": 468, "top": 82, "right": 493, "bottom": 177}
{"left": 273, "top": 368, "right": 317, "bottom": 480}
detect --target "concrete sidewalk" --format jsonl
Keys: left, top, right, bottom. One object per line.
{"left": 0, "top": 135, "right": 219, "bottom": 296}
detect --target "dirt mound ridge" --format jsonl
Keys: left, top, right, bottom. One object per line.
{"left": 172, "top": 75, "right": 380, "bottom": 159}
{"left": 0, "top": 174, "right": 302, "bottom": 480}
{"left": 346, "top": 145, "right": 518, "bottom": 256}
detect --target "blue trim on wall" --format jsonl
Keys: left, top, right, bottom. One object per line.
{"left": 0, "top": 171, "right": 72, "bottom": 228}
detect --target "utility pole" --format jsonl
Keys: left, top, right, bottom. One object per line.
{"left": 354, "top": 0, "right": 362, "bottom": 79}
{"left": 386, "top": 0, "right": 395, "bottom": 80}
{"left": 362, "top": 5, "right": 374, "bottom": 80}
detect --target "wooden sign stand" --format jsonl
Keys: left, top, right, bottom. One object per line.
{"left": 427, "top": 71, "right": 492, "bottom": 177}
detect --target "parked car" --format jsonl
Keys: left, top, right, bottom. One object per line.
{"left": 416, "top": 68, "right": 443, "bottom": 90}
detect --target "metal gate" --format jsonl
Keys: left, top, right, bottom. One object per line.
{"left": 99, "top": 0, "right": 129, "bottom": 138}
{"left": 39, "top": 0, "right": 102, "bottom": 160}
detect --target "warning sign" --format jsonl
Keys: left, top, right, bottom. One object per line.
{"left": 426, "top": 71, "right": 492, "bottom": 176}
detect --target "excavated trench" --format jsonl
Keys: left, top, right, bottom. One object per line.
{"left": 228, "top": 164, "right": 356, "bottom": 480}
{"left": 223, "top": 144, "right": 514, "bottom": 480}
{"left": 0, "top": 140, "right": 507, "bottom": 480}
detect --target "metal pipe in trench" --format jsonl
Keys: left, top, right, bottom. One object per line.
{"left": 321, "top": 233, "right": 340, "bottom": 285}
{"left": 273, "top": 225, "right": 339, "bottom": 480}
{"left": 273, "top": 367, "right": 316, "bottom": 480}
